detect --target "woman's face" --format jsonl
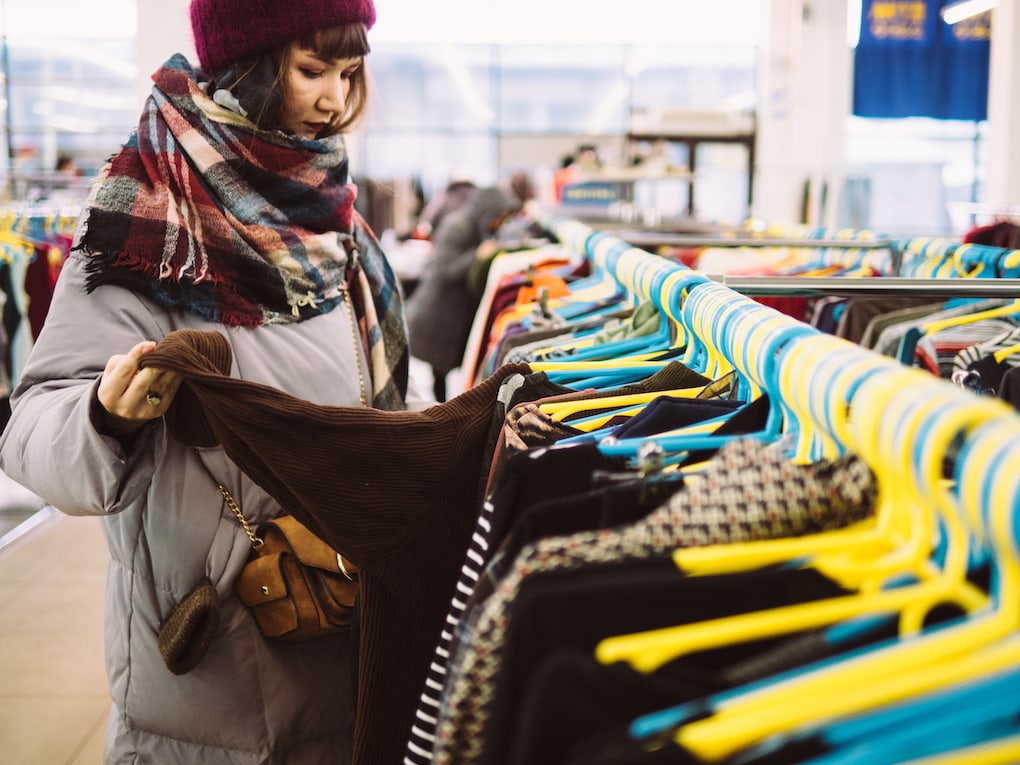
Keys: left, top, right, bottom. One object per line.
{"left": 278, "top": 42, "right": 363, "bottom": 140}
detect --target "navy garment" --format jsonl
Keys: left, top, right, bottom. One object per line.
{"left": 608, "top": 394, "right": 745, "bottom": 441}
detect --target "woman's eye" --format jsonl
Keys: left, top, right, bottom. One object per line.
{"left": 299, "top": 67, "right": 324, "bottom": 79}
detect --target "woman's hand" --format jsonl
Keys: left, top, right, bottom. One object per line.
{"left": 475, "top": 239, "right": 501, "bottom": 262}
{"left": 97, "top": 340, "right": 183, "bottom": 437}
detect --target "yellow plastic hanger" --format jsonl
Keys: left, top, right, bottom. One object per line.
{"left": 921, "top": 298, "right": 1020, "bottom": 335}
{"left": 672, "top": 336, "right": 905, "bottom": 578}
{"left": 998, "top": 246, "right": 1020, "bottom": 273}
{"left": 992, "top": 340, "right": 1020, "bottom": 364}
{"left": 537, "top": 276, "right": 788, "bottom": 449}
{"left": 538, "top": 384, "right": 707, "bottom": 423}
{"left": 596, "top": 353, "right": 1001, "bottom": 676}
{"left": 527, "top": 260, "right": 706, "bottom": 371}
{"left": 666, "top": 391, "right": 1020, "bottom": 762}
{"left": 527, "top": 357, "right": 672, "bottom": 374}
{"left": 682, "top": 286, "right": 834, "bottom": 446}
{"left": 682, "top": 285, "right": 747, "bottom": 381}
{"left": 897, "top": 733, "right": 1020, "bottom": 765}
{"left": 596, "top": 383, "right": 988, "bottom": 674}
{"left": 946, "top": 243, "right": 984, "bottom": 278}
{"left": 0, "top": 214, "right": 35, "bottom": 264}
{"left": 579, "top": 289, "right": 791, "bottom": 440}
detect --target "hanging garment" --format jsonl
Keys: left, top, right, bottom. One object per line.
{"left": 873, "top": 298, "right": 1012, "bottom": 358}
{"left": 139, "top": 328, "right": 529, "bottom": 765}
{"left": 404, "top": 439, "right": 670, "bottom": 765}
{"left": 482, "top": 362, "right": 716, "bottom": 497}
{"left": 431, "top": 437, "right": 878, "bottom": 765}
{"left": 858, "top": 301, "right": 947, "bottom": 350}
{"left": 834, "top": 296, "right": 941, "bottom": 345}
{"left": 914, "top": 318, "right": 1020, "bottom": 378}
{"left": 996, "top": 366, "right": 1020, "bottom": 409}
{"left": 500, "top": 562, "right": 863, "bottom": 765}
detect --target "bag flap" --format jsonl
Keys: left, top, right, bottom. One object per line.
{"left": 234, "top": 553, "right": 289, "bottom": 606}
{"left": 263, "top": 516, "right": 359, "bottom": 580}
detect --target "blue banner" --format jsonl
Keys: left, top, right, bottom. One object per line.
{"left": 853, "top": 0, "right": 990, "bottom": 120}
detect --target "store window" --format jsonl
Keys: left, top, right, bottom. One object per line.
{"left": 0, "top": 0, "right": 138, "bottom": 203}
{"left": 843, "top": 116, "right": 988, "bottom": 236}
{"left": 0, "top": 0, "right": 990, "bottom": 235}
{"left": 362, "top": 41, "right": 758, "bottom": 222}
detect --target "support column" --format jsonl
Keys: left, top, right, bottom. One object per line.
{"left": 753, "top": 0, "right": 851, "bottom": 228}
{"left": 135, "top": 0, "right": 193, "bottom": 105}
{"left": 986, "top": 0, "right": 1020, "bottom": 207}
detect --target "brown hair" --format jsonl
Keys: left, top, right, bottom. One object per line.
{"left": 217, "top": 23, "right": 371, "bottom": 137}
{"left": 277, "top": 23, "right": 372, "bottom": 136}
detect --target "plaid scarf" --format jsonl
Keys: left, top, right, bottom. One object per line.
{"left": 75, "top": 54, "right": 408, "bottom": 410}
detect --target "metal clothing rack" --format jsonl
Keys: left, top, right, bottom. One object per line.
{"left": 617, "top": 232, "right": 895, "bottom": 251}
{"left": 710, "top": 275, "right": 1020, "bottom": 298}
{"left": 607, "top": 230, "right": 1020, "bottom": 287}
{"left": 614, "top": 230, "right": 902, "bottom": 275}
{"left": 520, "top": 207, "right": 1020, "bottom": 765}
{"left": 522, "top": 204, "right": 1020, "bottom": 303}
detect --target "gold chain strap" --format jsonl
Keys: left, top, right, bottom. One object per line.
{"left": 195, "top": 284, "right": 364, "bottom": 556}
{"left": 216, "top": 482, "right": 263, "bottom": 550}
{"left": 194, "top": 449, "right": 262, "bottom": 548}
{"left": 343, "top": 286, "right": 368, "bottom": 408}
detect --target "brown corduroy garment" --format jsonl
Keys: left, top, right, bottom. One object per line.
{"left": 142, "top": 329, "right": 530, "bottom": 765}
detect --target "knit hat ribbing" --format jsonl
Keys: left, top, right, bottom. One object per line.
{"left": 189, "top": 0, "right": 377, "bottom": 75}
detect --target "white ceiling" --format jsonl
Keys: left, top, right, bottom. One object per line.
{"left": 1, "top": 0, "right": 765, "bottom": 46}
{"left": 372, "top": 0, "right": 765, "bottom": 45}
{"left": 2, "top": 0, "right": 137, "bottom": 39}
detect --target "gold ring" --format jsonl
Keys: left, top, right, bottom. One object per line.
{"left": 146, "top": 393, "right": 162, "bottom": 407}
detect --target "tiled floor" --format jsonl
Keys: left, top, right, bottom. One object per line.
{"left": 0, "top": 508, "right": 110, "bottom": 764}
{"left": 0, "top": 474, "right": 48, "bottom": 539}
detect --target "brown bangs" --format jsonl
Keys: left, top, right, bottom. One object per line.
{"left": 296, "top": 23, "right": 371, "bottom": 59}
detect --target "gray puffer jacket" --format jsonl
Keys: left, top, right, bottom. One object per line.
{"left": 0, "top": 251, "right": 375, "bottom": 764}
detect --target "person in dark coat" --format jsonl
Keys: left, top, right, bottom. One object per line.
{"left": 410, "top": 179, "right": 477, "bottom": 240}
{"left": 406, "top": 185, "right": 521, "bottom": 401}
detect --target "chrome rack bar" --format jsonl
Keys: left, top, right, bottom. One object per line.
{"left": 709, "top": 275, "right": 1020, "bottom": 298}
{"left": 618, "top": 232, "right": 895, "bottom": 250}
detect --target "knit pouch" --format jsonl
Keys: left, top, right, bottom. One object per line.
{"left": 157, "top": 576, "right": 221, "bottom": 675}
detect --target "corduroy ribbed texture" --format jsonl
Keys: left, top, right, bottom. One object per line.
{"left": 142, "top": 329, "right": 529, "bottom": 765}
{"left": 189, "top": 0, "right": 377, "bottom": 74}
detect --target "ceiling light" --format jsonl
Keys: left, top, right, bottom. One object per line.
{"left": 941, "top": 0, "right": 998, "bottom": 25}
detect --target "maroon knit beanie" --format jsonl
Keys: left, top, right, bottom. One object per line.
{"left": 189, "top": 0, "right": 377, "bottom": 75}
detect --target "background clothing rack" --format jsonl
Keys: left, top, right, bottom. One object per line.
{"left": 608, "top": 227, "right": 1020, "bottom": 281}
{"left": 612, "top": 228, "right": 901, "bottom": 274}
{"left": 617, "top": 232, "right": 894, "bottom": 251}
{"left": 451, "top": 207, "right": 1020, "bottom": 765}
{"left": 709, "top": 275, "right": 1020, "bottom": 298}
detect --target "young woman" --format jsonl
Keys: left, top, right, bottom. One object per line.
{"left": 0, "top": 0, "right": 426, "bottom": 762}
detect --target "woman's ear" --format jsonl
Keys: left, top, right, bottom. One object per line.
{"left": 209, "top": 53, "right": 283, "bottom": 129}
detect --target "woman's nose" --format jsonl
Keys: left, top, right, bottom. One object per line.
{"left": 318, "top": 78, "right": 347, "bottom": 112}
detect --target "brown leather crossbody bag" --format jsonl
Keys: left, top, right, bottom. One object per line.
{"left": 214, "top": 475, "right": 360, "bottom": 642}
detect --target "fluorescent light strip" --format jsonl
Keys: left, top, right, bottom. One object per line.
{"left": 941, "top": 0, "right": 998, "bottom": 25}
